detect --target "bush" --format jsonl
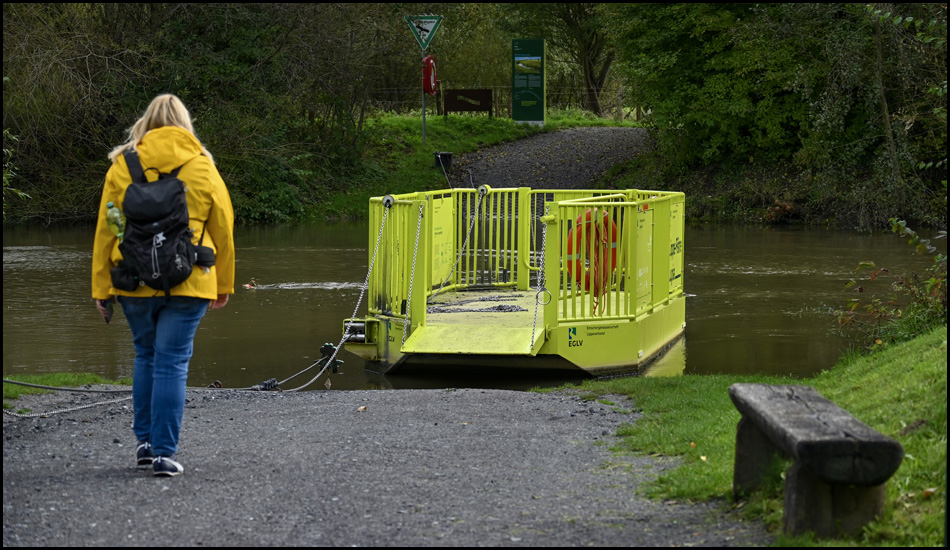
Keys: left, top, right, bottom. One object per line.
{"left": 837, "top": 220, "right": 947, "bottom": 349}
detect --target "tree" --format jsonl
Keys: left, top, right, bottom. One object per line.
{"left": 2, "top": 3, "right": 455, "bottom": 224}
{"left": 605, "top": 3, "right": 946, "bottom": 229}
{"left": 502, "top": 3, "right": 614, "bottom": 115}
{"left": 435, "top": 3, "right": 513, "bottom": 90}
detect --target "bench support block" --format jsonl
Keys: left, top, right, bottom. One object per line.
{"left": 730, "top": 384, "right": 900, "bottom": 538}
{"left": 733, "top": 416, "right": 782, "bottom": 493}
{"left": 783, "top": 461, "right": 887, "bottom": 537}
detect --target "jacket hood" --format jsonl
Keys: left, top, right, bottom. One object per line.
{"left": 135, "top": 126, "right": 204, "bottom": 173}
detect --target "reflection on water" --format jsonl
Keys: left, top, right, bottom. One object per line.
{"left": 3, "top": 223, "right": 943, "bottom": 390}
{"left": 640, "top": 338, "right": 687, "bottom": 378}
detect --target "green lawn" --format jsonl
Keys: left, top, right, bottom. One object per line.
{"left": 556, "top": 325, "right": 947, "bottom": 546}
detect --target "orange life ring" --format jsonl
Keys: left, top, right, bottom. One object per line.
{"left": 423, "top": 55, "right": 437, "bottom": 96}
{"left": 566, "top": 209, "right": 618, "bottom": 296}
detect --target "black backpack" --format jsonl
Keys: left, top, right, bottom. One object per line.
{"left": 110, "top": 150, "right": 210, "bottom": 296}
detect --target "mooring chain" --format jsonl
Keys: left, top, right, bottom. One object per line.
{"left": 0, "top": 379, "right": 135, "bottom": 419}
{"left": 402, "top": 203, "right": 425, "bottom": 345}
{"left": 428, "top": 294, "right": 525, "bottom": 314}
{"left": 430, "top": 189, "right": 485, "bottom": 302}
{"left": 1, "top": 379, "right": 132, "bottom": 393}
{"left": 284, "top": 202, "right": 392, "bottom": 392}
{"left": 428, "top": 294, "right": 518, "bottom": 307}
{"left": 3, "top": 395, "right": 133, "bottom": 419}
{"left": 530, "top": 221, "right": 551, "bottom": 350}
{"left": 428, "top": 304, "right": 527, "bottom": 314}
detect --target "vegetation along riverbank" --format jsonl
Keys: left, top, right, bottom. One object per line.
{"left": 3, "top": 4, "right": 946, "bottom": 230}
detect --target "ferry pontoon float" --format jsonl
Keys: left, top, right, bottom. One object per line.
{"left": 342, "top": 186, "right": 685, "bottom": 376}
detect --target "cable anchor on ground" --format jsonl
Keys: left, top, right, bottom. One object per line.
{"left": 250, "top": 378, "right": 280, "bottom": 391}
{"left": 320, "top": 343, "right": 344, "bottom": 374}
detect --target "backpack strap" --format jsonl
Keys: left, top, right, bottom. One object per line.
{"left": 123, "top": 149, "right": 184, "bottom": 183}
{"left": 122, "top": 150, "right": 147, "bottom": 183}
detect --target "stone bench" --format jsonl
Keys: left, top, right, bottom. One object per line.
{"left": 728, "top": 383, "right": 904, "bottom": 537}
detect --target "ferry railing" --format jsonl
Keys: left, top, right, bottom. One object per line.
{"left": 445, "top": 186, "right": 522, "bottom": 290}
{"left": 366, "top": 186, "right": 526, "bottom": 340}
{"left": 366, "top": 193, "right": 429, "bottom": 320}
{"left": 367, "top": 187, "right": 683, "bottom": 345}
{"left": 521, "top": 190, "right": 627, "bottom": 278}
{"left": 538, "top": 190, "right": 685, "bottom": 326}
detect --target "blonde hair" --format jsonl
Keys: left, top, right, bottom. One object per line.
{"left": 108, "top": 94, "right": 214, "bottom": 164}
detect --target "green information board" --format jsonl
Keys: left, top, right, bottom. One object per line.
{"left": 512, "top": 39, "right": 545, "bottom": 125}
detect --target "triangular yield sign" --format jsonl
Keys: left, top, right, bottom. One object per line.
{"left": 405, "top": 15, "right": 443, "bottom": 50}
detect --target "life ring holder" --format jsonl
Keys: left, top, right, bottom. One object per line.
{"left": 566, "top": 208, "right": 618, "bottom": 297}
{"left": 423, "top": 55, "right": 437, "bottom": 96}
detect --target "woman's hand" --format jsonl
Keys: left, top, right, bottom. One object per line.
{"left": 209, "top": 294, "right": 230, "bottom": 310}
{"left": 96, "top": 297, "right": 115, "bottom": 323}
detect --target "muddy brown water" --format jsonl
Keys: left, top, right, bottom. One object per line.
{"left": 3, "top": 223, "right": 943, "bottom": 391}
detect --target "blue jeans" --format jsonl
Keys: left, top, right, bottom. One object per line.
{"left": 118, "top": 296, "right": 208, "bottom": 457}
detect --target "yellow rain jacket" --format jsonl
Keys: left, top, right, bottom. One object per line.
{"left": 91, "top": 126, "right": 235, "bottom": 301}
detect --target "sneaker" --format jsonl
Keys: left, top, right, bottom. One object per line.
{"left": 152, "top": 456, "right": 184, "bottom": 477}
{"left": 136, "top": 441, "right": 153, "bottom": 468}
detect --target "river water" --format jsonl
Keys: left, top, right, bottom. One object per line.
{"left": 3, "top": 223, "right": 943, "bottom": 391}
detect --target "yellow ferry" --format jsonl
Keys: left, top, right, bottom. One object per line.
{"left": 342, "top": 186, "right": 685, "bottom": 375}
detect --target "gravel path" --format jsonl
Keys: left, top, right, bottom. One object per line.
{"left": 446, "top": 126, "right": 651, "bottom": 190}
{"left": 3, "top": 387, "right": 771, "bottom": 547}
{"left": 3, "top": 128, "right": 772, "bottom": 547}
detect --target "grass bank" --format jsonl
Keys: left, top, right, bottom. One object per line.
{"left": 316, "top": 109, "right": 639, "bottom": 220}
{"left": 557, "top": 325, "right": 947, "bottom": 546}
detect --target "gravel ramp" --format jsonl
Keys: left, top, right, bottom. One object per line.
{"left": 446, "top": 126, "right": 650, "bottom": 190}
{"left": 3, "top": 387, "right": 771, "bottom": 547}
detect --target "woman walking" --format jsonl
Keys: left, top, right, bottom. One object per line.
{"left": 91, "top": 94, "right": 235, "bottom": 476}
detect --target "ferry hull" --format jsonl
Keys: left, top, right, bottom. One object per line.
{"left": 346, "top": 291, "right": 685, "bottom": 376}
{"left": 342, "top": 187, "right": 687, "bottom": 378}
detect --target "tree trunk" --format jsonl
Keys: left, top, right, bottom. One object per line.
{"left": 875, "top": 17, "right": 904, "bottom": 203}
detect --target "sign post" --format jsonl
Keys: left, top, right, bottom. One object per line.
{"left": 405, "top": 15, "right": 443, "bottom": 145}
{"left": 512, "top": 39, "right": 546, "bottom": 126}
